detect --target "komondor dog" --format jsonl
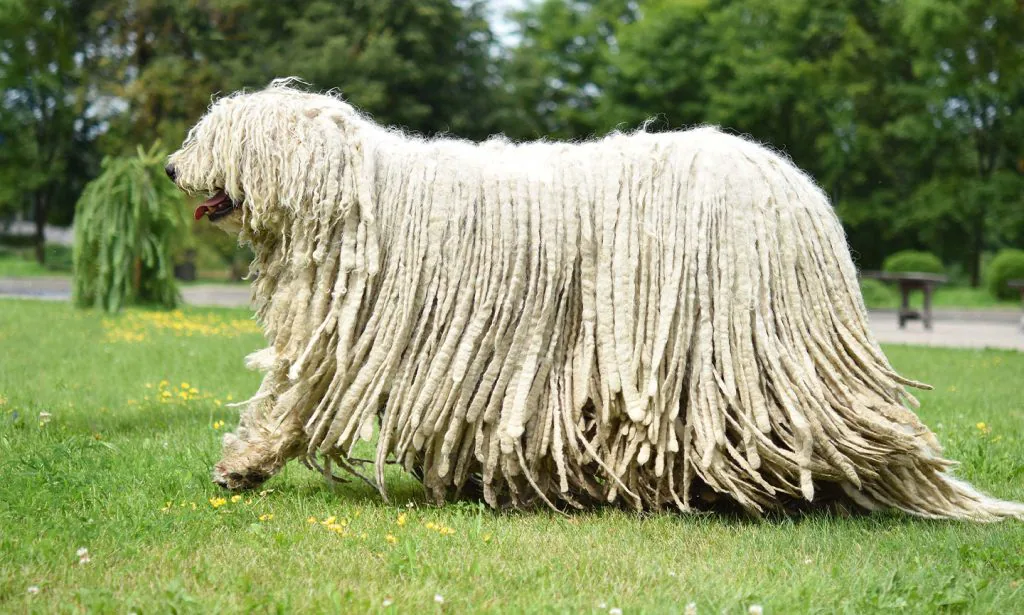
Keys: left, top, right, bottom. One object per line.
{"left": 167, "top": 81, "right": 1023, "bottom": 521}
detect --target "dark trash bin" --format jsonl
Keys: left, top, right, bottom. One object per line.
{"left": 174, "top": 249, "right": 197, "bottom": 282}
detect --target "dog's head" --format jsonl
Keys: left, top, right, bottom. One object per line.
{"left": 166, "top": 81, "right": 360, "bottom": 237}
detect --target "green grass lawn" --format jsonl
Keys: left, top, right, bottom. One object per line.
{"left": 0, "top": 245, "right": 246, "bottom": 285}
{"left": 1, "top": 299, "right": 1022, "bottom": 613}
{"left": 0, "top": 254, "right": 64, "bottom": 278}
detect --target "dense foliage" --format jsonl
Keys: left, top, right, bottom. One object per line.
{"left": 72, "top": 144, "right": 189, "bottom": 312}
{"left": 1, "top": 0, "right": 1021, "bottom": 279}
{"left": 986, "top": 249, "right": 1024, "bottom": 300}
{"left": 882, "top": 251, "right": 945, "bottom": 276}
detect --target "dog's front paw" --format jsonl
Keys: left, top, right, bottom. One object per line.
{"left": 212, "top": 462, "right": 270, "bottom": 491}
{"left": 211, "top": 431, "right": 280, "bottom": 491}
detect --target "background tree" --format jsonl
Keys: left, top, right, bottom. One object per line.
{"left": 0, "top": 0, "right": 102, "bottom": 262}
{"left": 896, "top": 0, "right": 1024, "bottom": 285}
{"left": 506, "top": 0, "right": 1024, "bottom": 274}
{"left": 0, "top": 0, "right": 1020, "bottom": 285}
{"left": 86, "top": 0, "right": 228, "bottom": 152}
{"left": 88, "top": 0, "right": 506, "bottom": 149}
{"left": 504, "top": 0, "right": 638, "bottom": 139}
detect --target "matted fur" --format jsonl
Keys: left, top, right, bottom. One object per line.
{"left": 168, "top": 81, "right": 1023, "bottom": 520}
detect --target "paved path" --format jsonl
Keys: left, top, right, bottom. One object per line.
{"left": 0, "top": 276, "right": 250, "bottom": 309}
{"left": 2, "top": 276, "right": 1022, "bottom": 351}
{"left": 868, "top": 311, "right": 1023, "bottom": 351}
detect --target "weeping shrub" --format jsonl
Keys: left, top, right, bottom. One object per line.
{"left": 986, "top": 249, "right": 1024, "bottom": 300}
{"left": 73, "top": 143, "right": 189, "bottom": 312}
{"left": 882, "top": 250, "right": 944, "bottom": 275}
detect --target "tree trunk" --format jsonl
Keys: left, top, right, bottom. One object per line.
{"left": 969, "top": 204, "right": 985, "bottom": 288}
{"left": 33, "top": 193, "right": 48, "bottom": 265}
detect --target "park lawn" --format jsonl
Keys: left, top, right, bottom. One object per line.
{"left": 0, "top": 254, "right": 64, "bottom": 278}
{"left": 858, "top": 280, "right": 1020, "bottom": 311}
{"left": 1, "top": 299, "right": 1022, "bottom": 614}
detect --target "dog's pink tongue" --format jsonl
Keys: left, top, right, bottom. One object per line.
{"left": 194, "top": 191, "right": 230, "bottom": 220}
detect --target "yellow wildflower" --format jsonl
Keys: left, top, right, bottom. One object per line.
{"left": 322, "top": 516, "right": 336, "bottom": 525}
{"left": 209, "top": 497, "right": 227, "bottom": 508}
{"left": 482, "top": 533, "right": 492, "bottom": 543}
{"left": 259, "top": 514, "right": 274, "bottom": 522}
{"left": 181, "top": 382, "right": 190, "bottom": 389}
{"left": 307, "top": 516, "right": 317, "bottom": 524}
{"left": 396, "top": 513, "right": 407, "bottom": 527}
{"left": 231, "top": 495, "right": 242, "bottom": 503}
{"left": 385, "top": 534, "right": 398, "bottom": 544}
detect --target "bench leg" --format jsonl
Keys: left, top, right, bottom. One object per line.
{"left": 923, "top": 285, "right": 933, "bottom": 330}
{"left": 899, "top": 286, "right": 910, "bottom": 329}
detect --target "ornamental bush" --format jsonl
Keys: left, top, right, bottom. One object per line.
{"left": 986, "top": 249, "right": 1024, "bottom": 300}
{"left": 882, "top": 250, "right": 944, "bottom": 275}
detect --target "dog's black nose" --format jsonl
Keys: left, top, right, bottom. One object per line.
{"left": 165, "top": 164, "right": 177, "bottom": 182}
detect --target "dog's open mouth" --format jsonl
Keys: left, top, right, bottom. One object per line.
{"left": 193, "top": 190, "right": 238, "bottom": 221}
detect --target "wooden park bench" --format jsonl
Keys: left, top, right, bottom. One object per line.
{"left": 861, "top": 272, "right": 948, "bottom": 330}
{"left": 1010, "top": 279, "right": 1024, "bottom": 332}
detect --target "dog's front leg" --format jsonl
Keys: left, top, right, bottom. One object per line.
{"left": 212, "top": 368, "right": 307, "bottom": 491}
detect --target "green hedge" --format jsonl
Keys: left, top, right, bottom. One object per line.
{"left": 882, "top": 250, "right": 944, "bottom": 275}
{"left": 859, "top": 278, "right": 896, "bottom": 309}
{"left": 986, "top": 249, "right": 1024, "bottom": 300}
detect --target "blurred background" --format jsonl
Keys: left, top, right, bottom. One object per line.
{"left": 0, "top": 0, "right": 1021, "bottom": 302}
